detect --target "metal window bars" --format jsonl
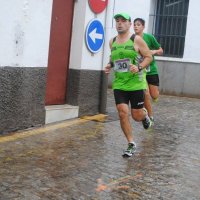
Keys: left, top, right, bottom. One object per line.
{"left": 149, "top": 0, "right": 189, "bottom": 58}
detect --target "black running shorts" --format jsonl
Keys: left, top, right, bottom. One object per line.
{"left": 146, "top": 74, "right": 159, "bottom": 86}
{"left": 114, "top": 89, "right": 145, "bottom": 109}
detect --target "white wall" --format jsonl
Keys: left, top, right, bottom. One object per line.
{"left": 69, "top": 0, "right": 87, "bottom": 71}
{"left": 110, "top": 0, "right": 200, "bottom": 64}
{"left": 184, "top": 0, "right": 200, "bottom": 63}
{"left": 70, "top": 0, "right": 151, "bottom": 71}
{"left": 70, "top": 0, "right": 106, "bottom": 71}
{"left": 81, "top": 3, "right": 106, "bottom": 71}
{"left": 69, "top": 0, "right": 200, "bottom": 73}
{"left": 0, "top": 0, "right": 53, "bottom": 67}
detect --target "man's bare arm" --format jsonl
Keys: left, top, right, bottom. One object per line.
{"left": 151, "top": 47, "right": 163, "bottom": 56}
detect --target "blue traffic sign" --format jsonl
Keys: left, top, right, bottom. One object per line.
{"left": 85, "top": 19, "right": 104, "bottom": 53}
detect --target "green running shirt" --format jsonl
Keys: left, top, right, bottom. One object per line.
{"left": 111, "top": 37, "right": 147, "bottom": 91}
{"left": 143, "top": 33, "right": 161, "bottom": 75}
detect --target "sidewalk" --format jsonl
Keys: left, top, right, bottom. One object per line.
{"left": 0, "top": 89, "right": 200, "bottom": 200}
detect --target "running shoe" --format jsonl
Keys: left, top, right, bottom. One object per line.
{"left": 150, "top": 116, "right": 154, "bottom": 126}
{"left": 142, "top": 108, "right": 152, "bottom": 129}
{"left": 122, "top": 143, "right": 136, "bottom": 157}
{"left": 152, "top": 98, "right": 158, "bottom": 103}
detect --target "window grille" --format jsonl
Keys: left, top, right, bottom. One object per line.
{"left": 150, "top": 0, "right": 189, "bottom": 58}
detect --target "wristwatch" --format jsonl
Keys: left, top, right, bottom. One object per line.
{"left": 108, "top": 61, "right": 114, "bottom": 68}
{"left": 138, "top": 65, "right": 143, "bottom": 72}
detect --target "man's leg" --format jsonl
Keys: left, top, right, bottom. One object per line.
{"left": 144, "top": 87, "right": 153, "bottom": 118}
{"left": 145, "top": 74, "right": 160, "bottom": 121}
{"left": 148, "top": 84, "right": 159, "bottom": 123}
{"left": 149, "top": 84, "right": 159, "bottom": 101}
{"left": 146, "top": 74, "right": 160, "bottom": 102}
{"left": 131, "top": 107, "right": 152, "bottom": 130}
{"left": 129, "top": 89, "right": 152, "bottom": 130}
{"left": 116, "top": 103, "right": 137, "bottom": 157}
{"left": 116, "top": 103, "right": 133, "bottom": 143}
{"left": 131, "top": 107, "right": 146, "bottom": 122}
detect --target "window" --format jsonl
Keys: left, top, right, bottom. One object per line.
{"left": 150, "top": 0, "right": 189, "bottom": 58}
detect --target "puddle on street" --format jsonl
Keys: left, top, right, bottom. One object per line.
{"left": 0, "top": 92, "right": 200, "bottom": 199}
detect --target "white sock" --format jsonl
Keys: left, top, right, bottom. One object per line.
{"left": 129, "top": 141, "right": 136, "bottom": 147}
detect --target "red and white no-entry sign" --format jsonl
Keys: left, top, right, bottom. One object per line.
{"left": 88, "top": 0, "right": 108, "bottom": 14}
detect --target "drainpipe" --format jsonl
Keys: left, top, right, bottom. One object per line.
{"left": 99, "top": 0, "right": 115, "bottom": 114}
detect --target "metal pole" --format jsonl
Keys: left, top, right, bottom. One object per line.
{"left": 99, "top": 0, "right": 114, "bottom": 114}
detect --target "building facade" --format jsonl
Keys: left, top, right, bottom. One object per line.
{"left": 0, "top": 0, "right": 199, "bottom": 134}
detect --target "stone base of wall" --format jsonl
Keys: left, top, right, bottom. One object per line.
{"left": 157, "top": 60, "right": 200, "bottom": 98}
{"left": 0, "top": 67, "right": 106, "bottom": 134}
{"left": 67, "top": 69, "right": 104, "bottom": 116}
{"left": 0, "top": 67, "right": 46, "bottom": 134}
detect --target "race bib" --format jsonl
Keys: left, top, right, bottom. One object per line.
{"left": 114, "top": 58, "right": 130, "bottom": 72}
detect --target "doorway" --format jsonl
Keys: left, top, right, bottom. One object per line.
{"left": 45, "top": 0, "right": 74, "bottom": 105}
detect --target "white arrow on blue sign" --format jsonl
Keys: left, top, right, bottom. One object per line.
{"left": 85, "top": 19, "right": 105, "bottom": 53}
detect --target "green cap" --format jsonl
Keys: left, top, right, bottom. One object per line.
{"left": 114, "top": 13, "right": 131, "bottom": 21}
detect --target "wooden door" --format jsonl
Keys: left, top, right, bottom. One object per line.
{"left": 45, "top": 0, "right": 74, "bottom": 105}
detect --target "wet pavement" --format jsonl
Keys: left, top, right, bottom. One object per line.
{"left": 0, "top": 89, "right": 200, "bottom": 200}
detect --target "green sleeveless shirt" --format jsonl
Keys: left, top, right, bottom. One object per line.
{"left": 143, "top": 33, "right": 161, "bottom": 75}
{"left": 111, "top": 37, "right": 147, "bottom": 91}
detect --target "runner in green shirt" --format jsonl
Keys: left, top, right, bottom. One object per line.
{"left": 134, "top": 18, "right": 163, "bottom": 123}
{"left": 105, "top": 13, "right": 153, "bottom": 157}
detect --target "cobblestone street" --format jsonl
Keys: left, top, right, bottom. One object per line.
{"left": 0, "top": 89, "right": 200, "bottom": 200}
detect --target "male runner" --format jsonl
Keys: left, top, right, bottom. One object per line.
{"left": 134, "top": 18, "right": 163, "bottom": 123}
{"left": 105, "top": 13, "right": 152, "bottom": 157}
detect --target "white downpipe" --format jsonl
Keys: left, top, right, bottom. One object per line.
{"left": 99, "top": 0, "right": 115, "bottom": 113}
